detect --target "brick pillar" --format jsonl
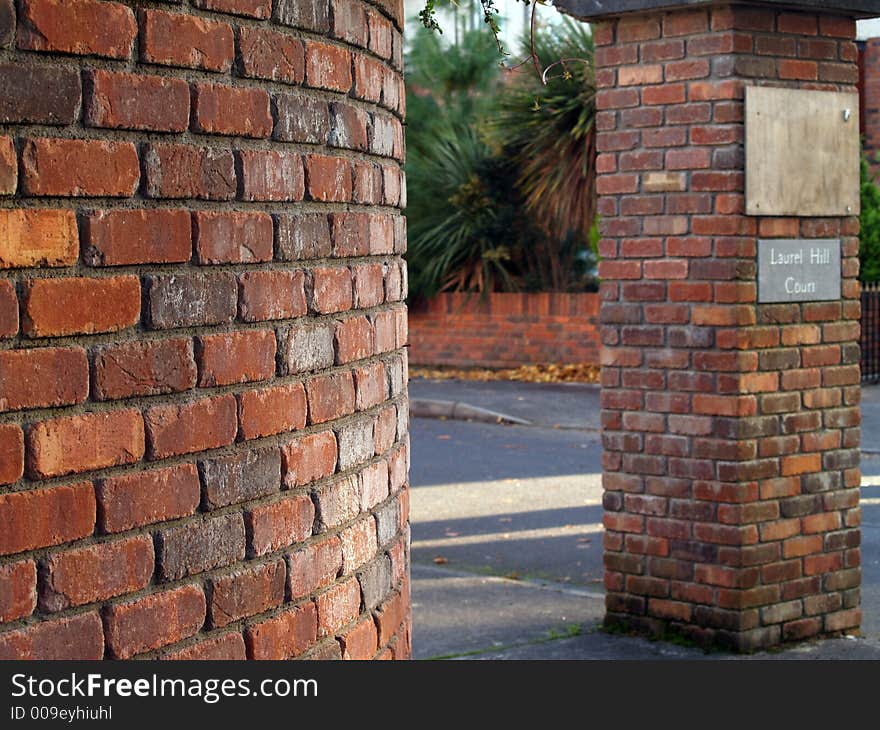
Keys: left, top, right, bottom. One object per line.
{"left": 0, "top": 0, "right": 410, "bottom": 660}
{"left": 556, "top": 0, "right": 875, "bottom": 650}
{"left": 864, "top": 38, "right": 880, "bottom": 173}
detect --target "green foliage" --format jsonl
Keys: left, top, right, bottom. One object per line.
{"left": 493, "top": 18, "right": 597, "bottom": 291}
{"left": 405, "top": 19, "right": 599, "bottom": 299}
{"left": 407, "top": 123, "right": 540, "bottom": 298}
{"left": 861, "top": 156, "right": 880, "bottom": 283}
{"left": 405, "top": 25, "right": 500, "bottom": 152}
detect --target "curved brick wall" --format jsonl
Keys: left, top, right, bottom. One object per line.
{"left": 0, "top": 0, "right": 410, "bottom": 660}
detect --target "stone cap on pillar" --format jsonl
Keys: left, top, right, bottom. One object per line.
{"left": 554, "top": 0, "right": 880, "bottom": 20}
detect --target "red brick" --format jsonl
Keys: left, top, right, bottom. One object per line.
{"left": 331, "top": 103, "right": 370, "bottom": 151}
{"left": 21, "top": 137, "right": 139, "bottom": 197}
{"left": 85, "top": 70, "right": 189, "bottom": 132}
{"left": 783, "top": 535, "right": 824, "bottom": 559}
{"left": 366, "top": 7, "right": 392, "bottom": 57}
{"left": 340, "top": 617, "right": 378, "bottom": 660}
{"left": 84, "top": 209, "right": 191, "bottom": 266}
{"left": 192, "top": 83, "right": 272, "bottom": 138}
{"left": 197, "top": 330, "right": 276, "bottom": 387}
{"left": 311, "top": 267, "right": 353, "bottom": 313}
{"left": 355, "top": 54, "right": 383, "bottom": 102}
{"left": 307, "top": 371, "right": 356, "bottom": 424}
{"left": 375, "top": 589, "right": 406, "bottom": 645}
{"left": 335, "top": 316, "right": 374, "bottom": 364}
{"left": 779, "top": 59, "right": 818, "bottom": 80}
{"left": 239, "top": 270, "right": 308, "bottom": 322}
{"left": 239, "top": 26, "right": 304, "bottom": 83}
{"left": 0, "top": 347, "right": 88, "bottom": 412}
{"left": 209, "top": 560, "right": 285, "bottom": 628}
{"left": 0, "top": 482, "right": 95, "bottom": 555}
{"left": 29, "top": 409, "right": 144, "bottom": 479}
{"left": 315, "top": 476, "right": 363, "bottom": 532}
{"left": 239, "top": 383, "right": 307, "bottom": 440}
{"left": 41, "top": 535, "right": 154, "bottom": 611}
{"left": 238, "top": 149, "right": 305, "bottom": 202}
{"left": 163, "top": 632, "right": 247, "bottom": 660}
{"left": 282, "top": 430, "right": 338, "bottom": 488}
{"left": 0, "top": 560, "right": 36, "bottom": 622}
{"left": 360, "top": 460, "right": 390, "bottom": 511}
{"left": 306, "top": 155, "right": 353, "bottom": 203}
{"left": 200, "top": 446, "right": 279, "bottom": 508}
{"left": 0, "top": 424, "right": 23, "bottom": 485}
{"left": 305, "top": 41, "right": 352, "bottom": 92}
{"left": 372, "top": 406, "right": 397, "bottom": 456}
{"left": 355, "top": 361, "right": 387, "bottom": 411}
{"left": 18, "top": 0, "right": 136, "bottom": 59}
{"left": 0, "top": 612, "right": 103, "bottom": 660}
{"left": 353, "top": 263, "right": 386, "bottom": 309}
{"left": 287, "top": 536, "right": 343, "bottom": 599}
{"left": 819, "top": 15, "right": 855, "bottom": 38}
{"left": 93, "top": 338, "right": 197, "bottom": 400}
{"left": 781, "top": 453, "right": 821, "bottom": 476}
{"left": 0, "top": 279, "right": 18, "bottom": 338}
{"left": 156, "top": 513, "right": 245, "bottom": 579}
{"left": 193, "top": 211, "right": 272, "bottom": 265}
{"left": 22, "top": 276, "right": 140, "bottom": 337}
{"left": 0, "top": 63, "right": 82, "bottom": 125}
{"left": 144, "top": 143, "right": 237, "bottom": 200}
{"left": 353, "top": 161, "right": 383, "bottom": 204}
{"left": 246, "top": 495, "right": 315, "bottom": 557}
{"left": 104, "top": 584, "right": 206, "bottom": 659}
{"left": 140, "top": 8, "right": 233, "bottom": 72}
{"left": 778, "top": 12, "right": 817, "bottom": 35}
{"left": 194, "top": 0, "right": 271, "bottom": 19}
{"left": 331, "top": 212, "right": 370, "bottom": 256}
{"left": 145, "top": 395, "right": 238, "bottom": 459}
{"left": 340, "top": 518, "right": 378, "bottom": 573}
{"left": 316, "top": 577, "right": 361, "bottom": 637}
{"left": 0, "top": 134, "right": 16, "bottom": 194}
{"left": 97, "top": 464, "right": 201, "bottom": 534}
{"left": 246, "top": 601, "right": 317, "bottom": 659}
{"left": 0, "top": 210, "right": 74, "bottom": 270}
{"left": 147, "top": 272, "right": 237, "bottom": 329}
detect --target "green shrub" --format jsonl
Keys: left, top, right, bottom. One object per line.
{"left": 404, "top": 20, "right": 598, "bottom": 299}
{"left": 861, "top": 156, "right": 880, "bottom": 283}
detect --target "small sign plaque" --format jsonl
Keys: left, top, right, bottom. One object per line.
{"left": 757, "top": 239, "right": 841, "bottom": 303}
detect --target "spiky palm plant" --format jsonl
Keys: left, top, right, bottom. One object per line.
{"left": 407, "top": 124, "right": 536, "bottom": 297}
{"left": 406, "top": 26, "right": 536, "bottom": 299}
{"left": 493, "top": 18, "right": 597, "bottom": 290}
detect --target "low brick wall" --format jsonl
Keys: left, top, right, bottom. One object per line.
{"left": 409, "top": 292, "right": 601, "bottom": 368}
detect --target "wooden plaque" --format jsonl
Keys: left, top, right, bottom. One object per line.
{"left": 745, "top": 86, "right": 860, "bottom": 218}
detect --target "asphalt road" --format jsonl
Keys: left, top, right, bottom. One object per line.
{"left": 408, "top": 379, "right": 880, "bottom": 660}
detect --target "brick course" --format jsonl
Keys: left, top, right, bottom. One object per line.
{"left": 595, "top": 4, "right": 861, "bottom": 650}
{"left": 0, "top": 0, "right": 409, "bottom": 661}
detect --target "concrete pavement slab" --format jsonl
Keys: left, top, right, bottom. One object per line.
{"left": 411, "top": 563, "right": 605, "bottom": 660}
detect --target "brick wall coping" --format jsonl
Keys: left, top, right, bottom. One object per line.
{"left": 555, "top": 0, "right": 880, "bottom": 20}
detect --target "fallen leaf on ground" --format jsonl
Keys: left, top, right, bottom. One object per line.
{"left": 433, "top": 556, "right": 449, "bottom": 565}
{"left": 436, "top": 435, "right": 451, "bottom": 440}
{"left": 410, "top": 363, "right": 600, "bottom": 384}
